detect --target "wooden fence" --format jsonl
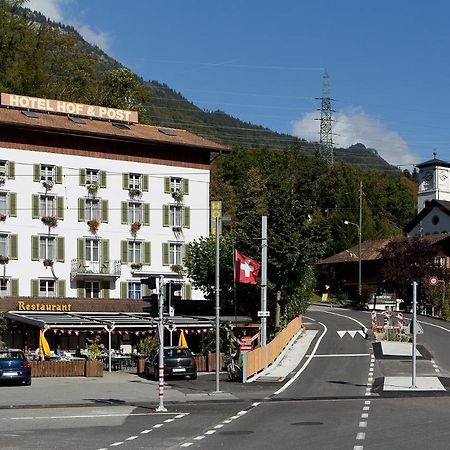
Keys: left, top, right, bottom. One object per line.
{"left": 244, "top": 316, "right": 302, "bottom": 381}
{"left": 194, "top": 352, "right": 224, "bottom": 372}
{"left": 31, "top": 360, "right": 102, "bottom": 377}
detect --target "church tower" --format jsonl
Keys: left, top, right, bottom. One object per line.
{"left": 416, "top": 155, "right": 450, "bottom": 212}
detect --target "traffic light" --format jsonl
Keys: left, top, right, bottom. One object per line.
{"left": 141, "top": 276, "right": 157, "bottom": 289}
{"left": 142, "top": 293, "right": 158, "bottom": 316}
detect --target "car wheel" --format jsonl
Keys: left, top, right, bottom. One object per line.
{"left": 24, "top": 380, "right": 31, "bottom": 386}
{"left": 190, "top": 373, "right": 197, "bottom": 380}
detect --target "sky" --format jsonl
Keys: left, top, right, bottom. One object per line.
{"left": 24, "top": 0, "right": 450, "bottom": 169}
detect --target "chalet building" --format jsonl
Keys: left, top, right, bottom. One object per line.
{"left": 0, "top": 93, "right": 228, "bottom": 350}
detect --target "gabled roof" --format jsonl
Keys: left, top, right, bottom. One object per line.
{"left": 405, "top": 199, "right": 450, "bottom": 232}
{"left": 318, "top": 232, "right": 450, "bottom": 265}
{"left": 416, "top": 158, "right": 450, "bottom": 169}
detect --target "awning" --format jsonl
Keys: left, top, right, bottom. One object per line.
{"left": 5, "top": 311, "right": 213, "bottom": 331}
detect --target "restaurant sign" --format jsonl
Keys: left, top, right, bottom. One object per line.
{"left": 18, "top": 301, "right": 72, "bottom": 312}
{"left": 1, "top": 93, "right": 139, "bottom": 123}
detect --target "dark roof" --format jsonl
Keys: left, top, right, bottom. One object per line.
{"left": 405, "top": 199, "right": 450, "bottom": 232}
{"left": 318, "top": 232, "right": 450, "bottom": 265}
{"left": 0, "top": 107, "right": 229, "bottom": 153}
{"left": 416, "top": 158, "right": 450, "bottom": 169}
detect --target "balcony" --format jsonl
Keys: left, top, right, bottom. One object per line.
{"left": 71, "top": 259, "right": 121, "bottom": 280}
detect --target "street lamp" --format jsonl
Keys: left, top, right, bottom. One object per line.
{"left": 215, "top": 215, "right": 231, "bottom": 393}
{"left": 344, "top": 220, "right": 362, "bottom": 305}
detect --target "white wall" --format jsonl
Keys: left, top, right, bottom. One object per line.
{"left": 0, "top": 146, "right": 210, "bottom": 300}
{"left": 408, "top": 206, "right": 450, "bottom": 237}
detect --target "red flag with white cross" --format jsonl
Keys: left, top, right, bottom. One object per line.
{"left": 235, "top": 250, "right": 260, "bottom": 285}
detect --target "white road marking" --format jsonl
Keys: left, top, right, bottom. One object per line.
{"left": 214, "top": 424, "right": 224, "bottom": 429}
{"left": 364, "top": 401, "right": 371, "bottom": 405}
{"left": 194, "top": 436, "right": 205, "bottom": 440}
{"left": 8, "top": 412, "right": 184, "bottom": 421}
{"left": 180, "top": 443, "right": 193, "bottom": 447}
{"left": 110, "top": 443, "right": 123, "bottom": 447}
{"left": 363, "top": 406, "right": 370, "bottom": 411}
{"left": 359, "top": 421, "right": 367, "bottom": 427}
{"left": 354, "top": 446, "right": 364, "bottom": 450}
{"left": 222, "top": 419, "right": 232, "bottom": 423}
{"left": 125, "top": 436, "right": 138, "bottom": 441}
{"left": 141, "top": 430, "right": 152, "bottom": 434}
{"left": 153, "top": 424, "right": 163, "bottom": 428}
{"left": 205, "top": 430, "right": 216, "bottom": 435}
{"left": 164, "top": 419, "right": 175, "bottom": 423}
{"left": 308, "top": 353, "right": 370, "bottom": 358}
{"left": 356, "top": 432, "right": 366, "bottom": 440}
{"left": 361, "top": 413, "right": 368, "bottom": 418}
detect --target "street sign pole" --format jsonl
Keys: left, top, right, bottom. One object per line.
{"left": 411, "top": 281, "right": 417, "bottom": 388}
{"left": 261, "top": 216, "right": 268, "bottom": 347}
{"left": 156, "top": 275, "right": 167, "bottom": 412}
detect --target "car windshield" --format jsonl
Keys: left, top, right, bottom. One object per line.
{"left": 0, "top": 351, "right": 24, "bottom": 359}
{"left": 163, "top": 348, "right": 191, "bottom": 358}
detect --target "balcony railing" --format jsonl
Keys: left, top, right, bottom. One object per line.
{"left": 71, "top": 259, "right": 121, "bottom": 280}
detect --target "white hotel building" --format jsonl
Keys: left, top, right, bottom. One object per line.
{"left": 0, "top": 93, "right": 226, "bottom": 323}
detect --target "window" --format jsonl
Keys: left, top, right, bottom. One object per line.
{"left": 85, "top": 239, "right": 100, "bottom": 262}
{"left": 170, "top": 205, "right": 183, "bottom": 227}
{"left": 0, "top": 279, "right": 8, "bottom": 296}
{"left": 40, "top": 195, "right": 55, "bottom": 217}
{"left": 0, "top": 234, "right": 8, "bottom": 256}
{"left": 0, "top": 161, "right": 6, "bottom": 176}
{"left": 86, "top": 169, "right": 99, "bottom": 184}
{"left": 169, "top": 243, "right": 183, "bottom": 265}
{"left": 129, "top": 173, "right": 142, "bottom": 190}
{"left": 39, "top": 279, "right": 56, "bottom": 298}
{"left": 0, "top": 192, "right": 6, "bottom": 215}
{"left": 86, "top": 199, "right": 101, "bottom": 221}
{"left": 128, "top": 241, "right": 142, "bottom": 264}
{"left": 128, "top": 282, "right": 141, "bottom": 300}
{"left": 128, "top": 202, "right": 142, "bottom": 224}
{"left": 170, "top": 177, "right": 182, "bottom": 192}
{"left": 40, "top": 165, "right": 55, "bottom": 182}
{"left": 39, "top": 236, "right": 55, "bottom": 260}
{"left": 85, "top": 281, "right": 100, "bottom": 298}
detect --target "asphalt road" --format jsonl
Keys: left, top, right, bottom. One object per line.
{"left": 3, "top": 306, "right": 450, "bottom": 449}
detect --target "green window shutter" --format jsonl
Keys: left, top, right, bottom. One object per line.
{"left": 102, "top": 239, "right": 110, "bottom": 263}
{"left": 164, "top": 177, "right": 170, "bottom": 194}
{"left": 120, "top": 282, "right": 127, "bottom": 299}
{"left": 182, "top": 178, "right": 189, "bottom": 195}
{"left": 58, "top": 280, "right": 66, "bottom": 298}
{"left": 122, "top": 173, "right": 129, "bottom": 190}
{"left": 76, "top": 280, "right": 85, "bottom": 298}
{"left": 56, "top": 236, "right": 65, "bottom": 262}
{"left": 31, "top": 235, "right": 39, "bottom": 261}
{"left": 33, "top": 164, "right": 40, "bottom": 182}
{"left": 183, "top": 206, "right": 190, "bottom": 229}
{"left": 143, "top": 203, "right": 150, "bottom": 226}
{"left": 121, "top": 202, "right": 128, "bottom": 224}
{"left": 121, "top": 240, "right": 128, "bottom": 264}
{"left": 142, "top": 284, "right": 150, "bottom": 297}
{"left": 143, "top": 241, "right": 151, "bottom": 265}
{"left": 32, "top": 194, "right": 39, "bottom": 219}
{"left": 162, "top": 204, "right": 169, "bottom": 227}
{"left": 79, "top": 168, "right": 86, "bottom": 186}
{"left": 78, "top": 198, "right": 86, "bottom": 222}
{"left": 162, "top": 243, "right": 169, "bottom": 266}
{"left": 142, "top": 174, "right": 149, "bottom": 192}
{"left": 100, "top": 170, "right": 107, "bottom": 188}
{"left": 7, "top": 161, "right": 15, "bottom": 179}
{"left": 10, "top": 279, "right": 19, "bottom": 296}
{"left": 77, "top": 238, "right": 85, "bottom": 261}
{"left": 102, "top": 281, "right": 110, "bottom": 299}
{"left": 55, "top": 166, "right": 63, "bottom": 184}
{"left": 57, "top": 196, "right": 64, "bottom": 220}
{"left": 101, "top": 200, "right": 109, "bottom": 223}
{"left": 183, "top": 283, "right": 192, "bottom": 300}
{"left": 8, "top": 192, "right": 16, "bottom": 217}
{"left": 31, "top": 279, "right": 39, "bottom": 297}
{"left": 9, "top": 234, "right": 17, "bottom": 260}
{"left": 184, "top": 243, "right": 191, "bottom": 261}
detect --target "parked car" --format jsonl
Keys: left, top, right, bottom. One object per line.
{"left": 0, "top": 349, "right": 32, "bottom": 386}
{"left": 144, "top": 346, "right": 197, "bottom": 380}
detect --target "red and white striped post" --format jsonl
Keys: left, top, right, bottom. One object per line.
{"left": 156, "top": 275, "right": 167, "bottom": 412}
{"left": 397, "top": 312, "right": 404, "bottom": 329}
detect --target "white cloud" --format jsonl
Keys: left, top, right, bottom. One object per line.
{"left": 291, "top": 107, "right": 419, "bottom": 167}
{"left": 25, "top": 0, "right": 111, "bottom": 52}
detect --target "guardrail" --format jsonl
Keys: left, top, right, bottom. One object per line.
{"left": 243, "top": 316, "right": 302, "bottom": 382}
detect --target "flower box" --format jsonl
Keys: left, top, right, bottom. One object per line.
{"left": 131, "top": 222, "right": 141, "bottom": 234}
{"left": 0, "top": 213, "right": 6, "bottom": 222}
{"left": 43, "top": 259, "right": 53, "bottom": 267}
{"left": 170, "top": 264, "right": 183, "bottom": 275}
{"left": 87, "top": 182, "right": 99, "bottom": 194}
{"left": 42, "top": 180, "right": 54, "bottom": 190}
{"left": 130, "top": 262, "right": 143, "bottom": 271}
{"left": 41, "top": 215, "right": 58, "bottom": 227}
{"left": 0, "top": 175, "right": 6, "bottom": 185}
{"left": 171, "top": 189, "right": 184, "bottom": 202}
{"left": 0, "top": 255, "right": 9, "bottom": 264}
{"left": 87, "top": 219, "right": 100, "bottom": 232}
{"left": 128, "top": 188, "right": 142, "bottom": 198}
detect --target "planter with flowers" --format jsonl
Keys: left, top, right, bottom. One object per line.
{"left": 42, "top": 180, "right": 54, "bottom": 191}
{"left": 128, "top": 188, "right": 142, "bottom": 198}
{"left": 170, "top": 264, "right": 184, "bottom": 276}
{"left": 87, "top": 219, "right": 100, "bottom": 232}
{"left": 87, "top": 181, "right": 99, "bottom": 195}
{"left": 0, "top": 213, "right": 6, "bottom": 222}
{"left": 0, "top": 175, "right": 6, "bottom": 186}
{"left": 130, "top": 222, "right": 141, "bottom": 235}
{"left": 130, "top": 262, "right": 143, "bottom": 271}
{"left": 0, "top": 255, "right": 9, "bottom": 265}
{"left": 41, "top": 215, "right": 58, "bottom": 227}
{"left": 171, "top": 189, "right": 184, "bottom": 203}
{"left": 43, "top": 259, "right": 53, "bottom": 267}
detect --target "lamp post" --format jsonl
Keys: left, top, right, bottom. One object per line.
{"left": 344, "top": 220, "right": 362, "bottom": 305}
{"left": 214, "top": 215, "right": 231, "bottom": 393}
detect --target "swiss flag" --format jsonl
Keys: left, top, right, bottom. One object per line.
{"left": 235, "top": 250, "right": 260, "bottom": 285}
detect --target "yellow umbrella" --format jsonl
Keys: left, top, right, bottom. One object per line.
{"left": 178, "top": 330, "right": 188, "bottom": 348}
{"left": 39, "top": 329, "right": 51, "bottom": 358}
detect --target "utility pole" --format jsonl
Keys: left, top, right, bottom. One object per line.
{"left": 411, "top": 281, "right": 417, "bottom": 388}
{"left": 317, "top": 70, "right": 334, "bottom": 165}
{"left": 215, "top": 216, "right": 221, "bottom": 393}
{"left": 358, "top": 181, "right": 363, "bottom": 305}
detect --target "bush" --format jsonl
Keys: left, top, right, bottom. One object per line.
{"left": 85, "top": 335, "right": 103, "bottom": 361}
{"left": 137, "top": 335, "right": 157, "bottom": 358}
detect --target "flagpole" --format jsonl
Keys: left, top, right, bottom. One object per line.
{"left": 261, "top": 216, "right": 268, "bottom": 348}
